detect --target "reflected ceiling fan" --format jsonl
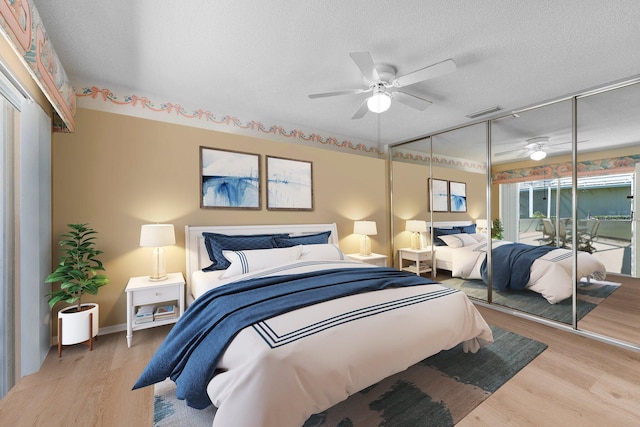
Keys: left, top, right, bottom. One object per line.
{"left": 308, "top": 52, "right": 457, "bottom": 119}
{"left": 494, "top": 137, "right": 586, "bottom": 161}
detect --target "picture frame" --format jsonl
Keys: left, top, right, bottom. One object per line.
{"left": 429, "top": 178, "right": 449, "bottom": 212}
{"left": 449, "top": 181, "right": 467, "bottom": 212}
{"left": 266, "top": 156, "right": 313, "bottom": 210}
{"left": 200, "top": 146, "right": 261, "bottom": 209}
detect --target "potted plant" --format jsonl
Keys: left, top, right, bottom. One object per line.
{"left": 491, "top": 218, "right": 504, "bottom": 240}
{"left": 45, "top": 223, "right": 109, "bottom": 356}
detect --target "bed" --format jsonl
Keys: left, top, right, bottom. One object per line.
{"left": 429, "top": 221, "right": 607, "bottom": 304}
{"left": 134, "top": 223, "right": 494, "bottom": 427}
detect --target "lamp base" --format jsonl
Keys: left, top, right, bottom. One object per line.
{"left": 148, "top": 274, "right": 168, "bottom": 282}
{"left": 359, "top": 235, "right": 372, "bottom": 256}
{"left": 410, "top": 232, "right": 422, "bottom": 250}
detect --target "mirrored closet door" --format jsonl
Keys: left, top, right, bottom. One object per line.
{"left": 574, "top": 80, "right": 640, "bottom": 346}
{"left": 389, "top": 75, "right": 640, "bottom": 351}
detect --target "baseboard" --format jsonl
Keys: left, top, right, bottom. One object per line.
{"left": 50, "top": 322, "right": 127, "bottom": 346}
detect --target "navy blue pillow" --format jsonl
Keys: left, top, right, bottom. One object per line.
{"left": 432, "top": 227, "right": 459, "bottom": 246}
{"left": 202, "top": 233, "right": 288, "bottom": 271}
{"left": 455, "top": 224, "right": 477, "bottom": 234}
{"left": 273, "top": 231, "right": 331, "bottom": 248}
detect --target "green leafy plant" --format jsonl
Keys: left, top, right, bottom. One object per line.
{"left": 45, "top": 223, "right": 110, "bottom": 311}
{"left": 491, "top": 218, "right": 504, "bottom": 240}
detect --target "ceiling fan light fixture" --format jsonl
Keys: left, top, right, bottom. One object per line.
{"left": 367, "top": 91, "right": 391, "bottom": 113}
{"left": 530, "top": 150, "right": 547, "bottom": 161}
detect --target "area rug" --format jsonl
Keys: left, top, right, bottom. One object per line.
{"left": 153, "top": 325, "right": 546, "bottom": 427}
{"left": 440, "top": 277, "right": 620, "bottom": 323}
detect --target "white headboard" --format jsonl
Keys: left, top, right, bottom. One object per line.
{"left": 427, "top": 220, "right": 473, "bottom": 229}
{"left": 185, "top": 223, "right": 339, "bottom": 295}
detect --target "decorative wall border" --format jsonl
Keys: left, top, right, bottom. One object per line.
{"left": 392, "top": 149, "right": 487, "bottom": 174}
{"left": 0, "top": 0, "right": 75, "bottom": 131}
{"left": 492, "top": 154, "right": 640, "bottom": 184}
{"left": 77, "top": 86, "right": 385, "bottom": 157}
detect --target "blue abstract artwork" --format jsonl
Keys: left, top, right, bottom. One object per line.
{"left": 201, "top": 147, "right": 260, "bottom": 209}
{"left": 267, "top": 156, "right": 313, "bottom": 210}
{"left": 449, "top": 181, "right": 467, "bottom": 212}
{"left": 429, "top": 179, "right": 449, "bottom": 212}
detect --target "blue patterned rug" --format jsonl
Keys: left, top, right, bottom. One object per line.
{"left": 153, "top": 325, "right": 546, "bottom": 426}
{"left": 440, "top": 278, "right": 620, "bottom": 324}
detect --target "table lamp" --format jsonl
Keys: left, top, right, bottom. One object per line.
{"left": 139, "top": 224, "right": 176, "bottom": 281}
{"left": 406, "top": 220, "right": 427, "bottom": 249}
{"left": 354, "top": 220, "right": 377, "bottom": 256}
{"left": 475, "top": 219, "right": 488, "bottom": 234}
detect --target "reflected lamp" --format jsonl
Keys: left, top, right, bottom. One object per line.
{"left": 406, "top": 220, "right": 427, "bottom": 250}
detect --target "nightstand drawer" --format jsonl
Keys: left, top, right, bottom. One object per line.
{"left": 131, "top": 286, "right": 180, "bottom": 306}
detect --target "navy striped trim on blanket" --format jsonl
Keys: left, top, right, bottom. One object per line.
{"left": 253, "top": 287, "right": 459, "bottom": 348}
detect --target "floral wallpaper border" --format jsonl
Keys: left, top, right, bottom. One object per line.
{"left": 0, "top": 0, "right": 75, "bottom": 131}
{"left": 77, "top": 86, "right": 385, "bottom": 156}
{"left": 492, "top": 154, "right": 640, "bottom": 184}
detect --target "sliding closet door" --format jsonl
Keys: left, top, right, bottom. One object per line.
{"left": 490, "top": 100, "right": 574, "bottom": 324}
{"left": 576, "top": 80, "right": 640, "bottom": 347}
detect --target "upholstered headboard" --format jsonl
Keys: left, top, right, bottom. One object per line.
{"left": 184, "top": 223, "right": 339, "bottom": 295}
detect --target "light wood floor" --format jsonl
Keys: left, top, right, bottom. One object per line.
{"left": 1, "top": 307, "right": 639, "bottom": 426}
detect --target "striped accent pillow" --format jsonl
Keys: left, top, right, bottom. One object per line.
{"left": 220, "top": 246, "right": 302, "bottom": 279}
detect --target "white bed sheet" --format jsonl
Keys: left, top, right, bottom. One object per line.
{"left": 195, "top": 260, "right": 493, "bottom": 427}
{"left": 442, "top": 240, "right": 607, "bottom": 304}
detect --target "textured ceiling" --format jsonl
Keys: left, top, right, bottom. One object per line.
{"left": 32, "top": 0, "right": 640, "bottom": 161}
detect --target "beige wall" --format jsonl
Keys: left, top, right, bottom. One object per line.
{"left": 51, "top": 108, "right": 388, "bottom": 330}
{"left": 391, "top": 160, "right": 486, "bottom": 265}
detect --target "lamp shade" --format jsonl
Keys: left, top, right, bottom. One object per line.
{"left": 367, "top": 92, "right": 391, "bottom": 113}
{"left": 140, "top": 224, "right": 176, "bottom": 247}
{"left": 406, "top": 220, "right": 427, "bottom": 233}
{"left": 354, "top": 220, "right": 377, "bottom": 235}
{"left": 475, "top": 219, "right": 488, "bottom": 230}
{"left": 530, "top": 150, "right": 547, "bottom": 161}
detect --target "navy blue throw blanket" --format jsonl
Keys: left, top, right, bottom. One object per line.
{"left": 481, "top": 243, "right": 556, "bottom": 291}
{"left": 133, "top": 267, "right": 437, "bottom": 409}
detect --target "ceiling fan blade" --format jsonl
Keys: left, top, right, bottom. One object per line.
{"left": 393, "top": 58, "right": 457, "bottom": 87}
{"left": 393, "top": 91, "right": 433, "bottom": 111}
{"left": 351, "top": 99, "right": 369, "bottom": 120}
{"left": 494, "top": 148, "right": 525, "bottom": 157}
{"left": 549, "top": 139, "right": 589, "bottom": 147}
{"left": 349, "top": 52, "right": 380, "bottom": 83}
{"left": 308, "top": 89, "right": 365, "bottom": 99}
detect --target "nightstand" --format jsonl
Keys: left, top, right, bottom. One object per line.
{"left": 398, "top": 247, "right": 435, "bottom": 276}
{"left": 125, "top": 272, "right": 185, "bottom": 347}
{"left": 346, "top": 253, "right": 388, "bottom": 267}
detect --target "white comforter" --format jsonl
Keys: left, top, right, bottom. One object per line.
{"left": 197, "top": 260, "right": 493, "bottom": 427}
{"left": 449, "top": 240, "right": 607, "bottom": 304}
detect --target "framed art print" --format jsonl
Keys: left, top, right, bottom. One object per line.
{"left": 449, "top": 181, "right": 467, "bottom": 212}
{"left": 200, "top": 146, "right": 260, "bottom": 209}
{"left": 266, "top": 156, "right": 313, "bottom": 210}
{"left": 429, "top": 178, "right": 449, "bottom": 212}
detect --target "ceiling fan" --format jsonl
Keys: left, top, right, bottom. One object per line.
{"left": 308, "top": 52, "right": 457, "bottom": 119}
{"left": 494, "top": 137, "right": 586, "bottom": 161}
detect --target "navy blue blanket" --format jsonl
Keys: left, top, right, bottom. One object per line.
{"left": 133, "top": 267, "right": 437, "bottom": 409}
{"left": 481, "top": 243, "right": 556, "bottom": 291}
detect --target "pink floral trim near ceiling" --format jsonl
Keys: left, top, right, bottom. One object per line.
{"left": 492, "top": 154, "right": 640, "bottom": 184}
{"left": 77, "top": 86, "right": 384, "bottom": 156}
{"left": 0, "top": 0, "right": 75, "bottom": 131}
{"left": 392, "top": 150, "right": 486, "bottom": 173}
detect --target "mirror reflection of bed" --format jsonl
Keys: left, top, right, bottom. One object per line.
{"left": 427, "top": 221, "right": 609, "bottom": 325}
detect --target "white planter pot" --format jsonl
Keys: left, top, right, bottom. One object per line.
{"left": 58, "top": 303, "right": 99, "bottom": 345}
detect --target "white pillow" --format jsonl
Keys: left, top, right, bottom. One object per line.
{"left": 470, "top": 232, "right": 488, "bottom": 242}
{"left": 220, "top": 245, "right": 302, "bottom": 279}
{"left": 438, "top": 233, "right": 478, "bottom": 248}
{"left": 299, "top": 244, "right": 345, "bottom": 261}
